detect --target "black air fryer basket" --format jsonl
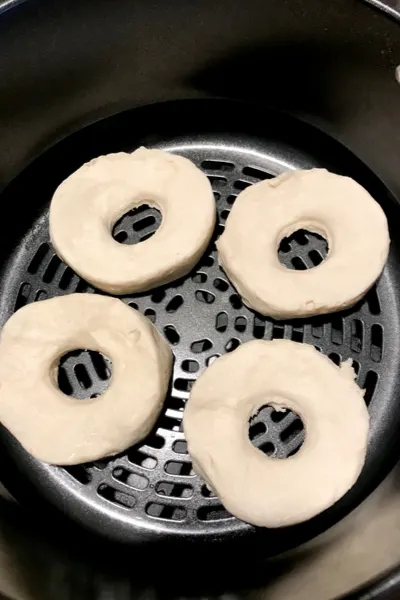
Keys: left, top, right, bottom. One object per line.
{"left": 0, "top": 1, "right": 400, "bottom": 599}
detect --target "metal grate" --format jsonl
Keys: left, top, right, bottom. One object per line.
{"left": 7, "top": 145, "right": 384, "bottom": 536}
{"left": 278, "top": 230, "right": 329, "bottom": 270}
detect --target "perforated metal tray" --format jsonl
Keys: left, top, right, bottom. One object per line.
{"left": 0, "top": 100, "right": 398, "bottom": 554}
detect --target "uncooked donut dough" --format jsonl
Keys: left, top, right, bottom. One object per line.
{"left": 0, "top": 294, "right": 172, "bottom": 465}
{"left": 50, "top": 148, "right": 216, "bottom": 294}
{"left": 184, "top": 340, "right": 369, "bottom": 528}
{"left": 217, "top": 169, "right": 390, "bottom": 319}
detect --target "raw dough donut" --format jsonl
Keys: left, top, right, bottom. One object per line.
{"left": 0, "top": 294, "right": 172, "bottom": 465}
{"left": 184, "top": 340, "right": 369, "bottom": 527}
{"left": 217, "top": 169, "right": 390, "bottom": 319}
{"left": 50, "top": 148, "right": 216, "bottom": 294}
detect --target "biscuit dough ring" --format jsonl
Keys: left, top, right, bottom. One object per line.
{"left": 50, "top": 148, "right": 216, "bottom": 294}
{"left": 217, "top": 169, "right": 390, "bottom": 319}
{"left": 184, "top": 340, "right": 369, "bottom": 528}
{"left": 0, "top": 294, "right": 173, "bottom": 465}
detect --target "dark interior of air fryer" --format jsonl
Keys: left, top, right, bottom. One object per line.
{"left": 1, "top": 0, "right": 400, "bottom": 598}
{"left": 0, "top": 99, "right": 399, "bottom": 560}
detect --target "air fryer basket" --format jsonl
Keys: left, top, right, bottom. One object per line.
{"left": 0, "top": 99, "right": 398, "bottom": 555}
{"left": 1, "top": 0, "right": 400, "bottom": 598}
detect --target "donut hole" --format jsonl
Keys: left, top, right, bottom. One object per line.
{"left": 57, "top": 350, "right": 112, "bottom": 400}
{"left": 278, "top": 229, "right": 328, "bottom": 270}
{"left": 248, "top": 405, "right": 305, "bottom": 458}
{"left": 112, "top": 204, "right": 162, "bottom": 245}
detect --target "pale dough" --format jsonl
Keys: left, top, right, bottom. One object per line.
{"left": 0, "top": 294, "right": 173, "bottom": 465}
{"left": 184, "top": 340, "right": 369, "bottom": 528}
{"left": 50, "top": 148, "right": 216, "bottom": 294}
{"left": 217, "top": 169, "right": 390, "bottom": 319}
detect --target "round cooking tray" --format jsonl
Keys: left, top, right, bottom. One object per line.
{"left": 0, "top": 99, "right": 399, "bottom": 555}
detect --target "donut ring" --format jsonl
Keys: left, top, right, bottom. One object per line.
{"left": 0, "top": 294, "right": 172, "bottom": 465}
{"left": 50, "top": 148, "right": 216, "bottom": 294}
{"left": 217, "top": 169, "right": 390, "bottom": 319}
{"left": 184, "top": 340, "right": 369, "bottom": 527}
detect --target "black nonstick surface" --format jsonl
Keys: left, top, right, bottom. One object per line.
{"left": 0, "top": 99, "right": 399, "bottom": 555}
